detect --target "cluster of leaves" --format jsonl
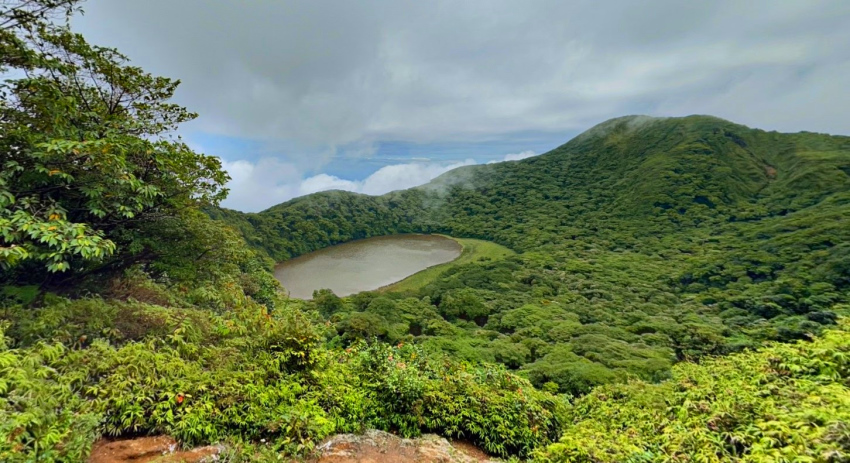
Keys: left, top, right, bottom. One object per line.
{"left": 532, "top": 316, "right": 850, "bottom": 462}
{"left": 0, "top": 322, "right": 100, "bottom": 462}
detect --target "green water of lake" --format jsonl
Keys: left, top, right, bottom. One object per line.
{"left": 274, "top": 234, "right": 461, "bottom": 299}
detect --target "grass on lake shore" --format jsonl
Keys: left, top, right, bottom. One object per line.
{"left": 380, "top": 236, "right": 515, "bottom": 294}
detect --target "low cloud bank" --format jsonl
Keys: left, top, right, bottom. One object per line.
{"left": 488, "top": 150, "right": 537, "bottom": 163}
{"left": 221, "top": 151, "right": 537, "bottom": 212}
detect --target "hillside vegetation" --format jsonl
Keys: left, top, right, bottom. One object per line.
{"left": 223, "top": 114, "right": 850, "bottom": 396}
{"left": 2, "top": 1, "right": 849, "bottom": 462}
{"left": 534, "top": 318, "right": 850, "bottom": 462}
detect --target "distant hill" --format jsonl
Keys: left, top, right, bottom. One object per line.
{"left": 219, "top": 114, "right": 850, "bottom": 272}
{"left": 214, "top": 115, "right": 850, "bottom": 394}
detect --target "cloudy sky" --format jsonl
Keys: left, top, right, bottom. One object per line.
{"left": 73, "top": 0, "right": 850, "bottom": 211}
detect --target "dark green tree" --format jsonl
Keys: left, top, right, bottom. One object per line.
{"left": 0, "top": 0, "right": 228, "bottom": 274}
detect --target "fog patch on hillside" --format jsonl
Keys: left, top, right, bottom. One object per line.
{"left": 222, "top": 158, "right": 475, "bottom": 211}
{"left": 222, "top": 149, "right": 543, "bottom": 211}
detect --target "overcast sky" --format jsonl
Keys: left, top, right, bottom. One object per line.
{"left": 74, "top": 0, "right": 850, "bottom": 211}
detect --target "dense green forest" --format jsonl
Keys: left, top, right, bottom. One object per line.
{"left": 218, "top": 113, "right": 850, "bottom": 396}
{"left": 2, "top": 1, "right": 849, "bottom": 462}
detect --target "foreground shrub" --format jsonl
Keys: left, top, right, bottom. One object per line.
{"left": 344, "top": 341, "right": 569, "bottom": 457}
{"left": 533, "top": 319, "right": 850, "bottom": 462}
{"left": 0, "top": 326, "right": 101, "bottom": 463}
{"left": 0, "top": 295, "right": 567, "bottom": 461}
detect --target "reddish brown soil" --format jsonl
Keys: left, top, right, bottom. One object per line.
{"left": 306, "top": 430, "right": 499, "bottom": 463}
{"left": 87, "top": 436, "right": 220, "bottom": 463}
{"left": 88, "top": 432, "right": 496, "bottom": 463}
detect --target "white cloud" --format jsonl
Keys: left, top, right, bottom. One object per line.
{"left": 221, "top": 158, "right": 476, "bottom": 212}
{"left": 220, "top": 158, "right": 302, "bottom": 211}
{"left": 489, "top": 150, "right": 538, "bottom": 163}
{"left": 221, "top": 149, "right": 546, "bottom": 211}
{"left": 70, "top": 1, "right": 849, "bottom": 213}
{"left": 357, "top": 160, "right": 476, "bottom": 195}
{"left": 298, "top": 174, "right": 358, "bottom": 196}
{"left": 74, "top": 0, "right": 850, "bottom": 150}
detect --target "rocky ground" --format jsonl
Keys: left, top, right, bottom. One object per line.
{"left": 307, "top": 430, "right": 501, "bottom": 463}
{"left": 87, "top": 430, "right": 500, "bottom": 463}
{"left": 87, "top": 436, "right": 222, "bottom": 463}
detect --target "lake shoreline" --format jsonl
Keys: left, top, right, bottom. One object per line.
{"left": 274, "top": 233, "right": 462, "bottom": 299}
{"left": 377, "top": 235, "right": 515, "bottom": 294}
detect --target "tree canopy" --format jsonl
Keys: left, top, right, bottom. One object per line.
{"left": 0, "top": 0, "right": 227, "bottom": 274}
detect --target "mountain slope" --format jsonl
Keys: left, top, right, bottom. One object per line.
{"left": 228, "top": 114, "right": 850, "bottom": 284}
{"left": 216, "top": 115, "right": 850, "bottom": 394}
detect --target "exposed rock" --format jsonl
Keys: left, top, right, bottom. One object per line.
{"left": 309, "top": 430, "right": 501, "bottom": 463}
{"left": 87, "top": 431, "right": 498, "bottom": 463}
{"left": 87, "top": 436, "right": 222, "bottom": 463}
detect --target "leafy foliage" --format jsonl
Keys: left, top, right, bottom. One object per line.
{"left": 0, "top": 290, "right": 566, "bottom": 460}
{"left": 0, "top": 324, "right": 100, "bottom": 463}
{"left": 0, "top": 0, "right": 227, "bottom": 273}
{"left": 533, "top": 317, "right": 850, "bottom": 462}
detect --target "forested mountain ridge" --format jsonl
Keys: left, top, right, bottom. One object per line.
{"left": 214, "top": 114, "right": 850, "bottom": 398}
{"left": 220, "top": 114, "right": 850, "bottom": 258}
